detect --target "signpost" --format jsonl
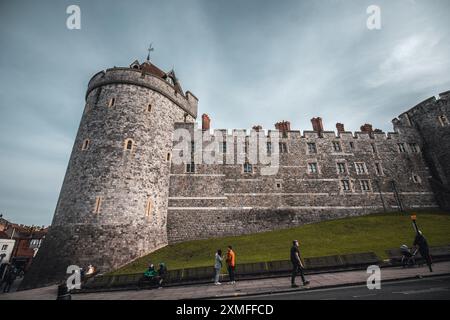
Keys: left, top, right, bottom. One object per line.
{"left": 411, "top": 214, "right": 419, "bottom": 234}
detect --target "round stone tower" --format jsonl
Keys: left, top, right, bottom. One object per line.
{"left": 21, "top": 59, "right": 198, "bottom": 288}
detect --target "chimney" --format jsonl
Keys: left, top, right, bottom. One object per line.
{"left": 336, "top": 123, "right": 345, "bottom": 133}
{"left": 202, "top": 114, "right": 210, "bottom": 131}
{"left": 252, "top": 125, "right": 262, "bottom": 132}
{"left": 274, "top": 121, "right": 291, "bottom": 132}
{"left": 311, "top": 117, "right": 324, "bottom": 132}
{"left": 360, "top": 123, "right": 373, "bottom": 133}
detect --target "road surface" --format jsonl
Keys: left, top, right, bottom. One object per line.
{"left": 233, "top": 275, "right": 450, "bottom": 300}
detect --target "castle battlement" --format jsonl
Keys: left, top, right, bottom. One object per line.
{"left": 86, "top": 65, "right": 198, "bottom": 118}
{"left": 21, "top": 55, "right": 450, "bottom": 290}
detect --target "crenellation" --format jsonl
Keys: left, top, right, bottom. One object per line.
{"left": 21, "top": 57, "right": 450, "bottom": 289}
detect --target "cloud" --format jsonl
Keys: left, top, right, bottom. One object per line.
{"left": 0, "top": 0, "right": 449, "bottom": 225}
{"left": 366, "top": 32, "right": 448, "bottom": 88}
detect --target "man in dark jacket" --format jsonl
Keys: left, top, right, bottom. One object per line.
{"left": 290, "top": 240, "right": 310, "bottom": 288}
{"left": 2, "top": 265, "right": 17, "bottom": 293}
{"left": 414, "top": 231, "right": 433, "bottom": 272}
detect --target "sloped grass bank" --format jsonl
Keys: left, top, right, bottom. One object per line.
{"left": 111, "top": 211, "right": 450, "bottom": 275}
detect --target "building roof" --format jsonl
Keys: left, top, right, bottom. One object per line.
{"left": 129, "top": 60, "right": 184, "bottom": 95}
{"left": 0, "top": 231, "right": 10, "bottom": 239}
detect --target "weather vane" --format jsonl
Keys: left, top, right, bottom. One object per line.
{"left": 147, "top": 43, "right": 154, "bottom": 61}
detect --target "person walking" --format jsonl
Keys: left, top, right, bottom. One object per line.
{"left": 414, "top": 230, "right": 433, "bottom": 272}
{"left": 214, "top": 249, "right": 223, "bottom": 285}
{"left": 2, "top": 265, "right": 17, "bottom": 293}
{"left": 226, "top": 246, "right": 236, "bottom": 284}
{"left": 290, "top": 240, "right": 309, "bottom": 288}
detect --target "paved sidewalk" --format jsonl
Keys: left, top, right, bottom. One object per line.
{"left": 1, "top": 261, "right": 449, "bottom": 300}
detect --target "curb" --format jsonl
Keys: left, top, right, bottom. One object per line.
{"left": 196, "top": 272, "right": 450, "bottom": 300}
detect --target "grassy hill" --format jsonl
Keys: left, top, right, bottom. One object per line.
{"left": 110, "top": 211, "right": 450, "bottom": 275}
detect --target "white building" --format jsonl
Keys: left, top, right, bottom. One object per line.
{"left": 0, "top": 238, "right": 15, "bottom": 265}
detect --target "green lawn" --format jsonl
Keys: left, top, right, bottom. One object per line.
{"left": 111, "top": 211, "right": 450, "bottom": 275}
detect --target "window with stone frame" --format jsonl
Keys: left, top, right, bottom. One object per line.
{"left": 307, "top": 142, "right": 317, "bottom": 154}
{"left": 219, "top": 141, "right": 227, "bottom": 154}
{"left": 412, "top": 174, "right": 422, "bottom": 184}
{"left": 398, "top": 143, "right": 406, "bottom": 153}
{"left": 349, "top": 141, "right": 355, "bottom": 150}
{"left": 279, "top": 142, "right": 288, "bottom": 153}
{"left": 266, "top": 142, "right": 272, "bottom": 154}
{"left": 93, "top": 196, "right": 102, "bottom": 214}
{"left": 337, "top": 162, "right": 346, "bottom": 174}
{"left": 81, "top": 139, "right": 90, "bottom": 151}
{"left": 308, "top": 162, "right": 319, "bottom": 174}
{"left": 438, "top": 115, "right": 449, "bottom": 127}
{"left": 124, "top": 139, "right": 134, "bottom": 151}
{"left": 243, "top": 162, "right": 253, "bottom": 173}
{"left": 355, "top": 162, "right": 367, "bottom": 174}
{"left": 332, "top": 141, "right": 342, "bottom": 152}
{"left": 409, "top": 143, "right": 420, "bottom": 153}
{"left": 190, "top": 141, "right": 195, "bottom": 156}
{"left": 360, "top": 180, "right": 371, "bottom": 191}
{"left": 186, "top": 162, "right": 195, "bottom": 173}
{"left": 375, "top": 162, "right": 383, "bottom": 176}
{"left": 145, "top": 198, "right": 153, "bottom": 218}
{"left": 341, "top": 180, "right": 351, "bottom": 191}
{"left": 108, "top": 97, "right": 115, "bottom": 107}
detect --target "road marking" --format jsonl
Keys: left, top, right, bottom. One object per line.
{"left": 352, "top": 293, "right": 377, "bottom": 298}
{"left": 392, "top": 287, "right": 450, "bottom": 295}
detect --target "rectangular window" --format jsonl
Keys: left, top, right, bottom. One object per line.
{"left": 355, "top": 162, "right": 367, "bottom": 174}
{"left": 308, "top": 162, "right": 318, "bottom": 174}
{"left": 360, "top": 180, "right": 371, "bottom": 191}
{"left": 332, "top": 142, "right": 342, "bottom": 152}
{"left": 186, "top": 162, "right": 195, "bottom": 173}
{"left": 266, "top": 142, "right": 272, "bottom": 154}
{"left": 244, "top": 141, "right": 248, "bottom": 154}
{"left": 375, "top": 163, "right": 383, "bottom": 176}
{"left": 337, "top": 162, "right": 346, "bottom": 174}
{"left": 409, "top": 143, "right": 419, "bottom": 153}
{"left": 341, "top": 180, "right": 351, "bottom": 191}
{"left": 279, "top": 142, "right": 288, "bottom": 153}
{"left": 438, "top": 115, "right": 449, "bottom": 126}
{"left": 307, "top": 142, "right": 317, "bottom": 154}
{"left": 219, "top": 142, "right": 227, "bottom": 153}
{"left": 398, "top": 143, "right": 406, "bottom": 153}
{"left": 243, "top": 162, "right": 253, "bottom": 173}
{"left": 349, "top": 142, "right": 355, "bottom": 150}
{"left": 412, "top": 175, "right": 421, "bottom": 184}
{"left": 191, "top": 142, "right": 195, "bottom": 154}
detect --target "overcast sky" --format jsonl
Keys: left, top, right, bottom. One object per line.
{"left": 0, "top": 0, "right": 449, "bottom": 225}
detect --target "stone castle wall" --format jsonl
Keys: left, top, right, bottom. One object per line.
{"left": 20, "top": 56, "right": 449, "bottom": 289}
{"left": 393, "top": 90, "right": 450, "bottom": 209}
{"left": 166, "top": 116, "right": 443, "bottom": 242}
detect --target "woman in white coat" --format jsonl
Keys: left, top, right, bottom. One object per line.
{"left": 214, "top": 249, "right": 223, "bottom": 285}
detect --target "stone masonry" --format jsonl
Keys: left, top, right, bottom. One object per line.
{"left": 20, "top": 57, "right": 450, "bottom": 289}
